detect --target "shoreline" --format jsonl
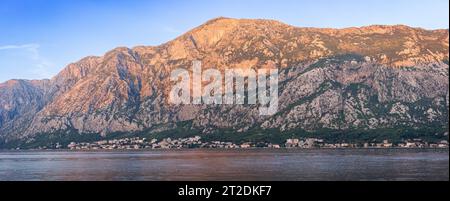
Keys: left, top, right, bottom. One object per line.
{"left": 1, "top": 147, "right": 449, "bottom": 153}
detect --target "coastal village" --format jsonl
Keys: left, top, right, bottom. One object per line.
{"left": 57, "top": 136, "right": 450, "bottom": 150}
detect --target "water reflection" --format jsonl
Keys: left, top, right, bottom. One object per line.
{"left": 0, "top": 149, "right": 448, "bottom": 181}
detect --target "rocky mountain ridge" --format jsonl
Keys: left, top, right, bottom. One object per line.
{"left": 0, "top": 17, "right": 448, "bottom": 147}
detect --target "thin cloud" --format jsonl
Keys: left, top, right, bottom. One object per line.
{"left": 0, "top": 44, "right": 40, "bottom": 51}
{"left": 0, "top": 43, "right": 54, "bottom": 79}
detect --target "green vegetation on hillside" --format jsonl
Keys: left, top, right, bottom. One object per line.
{"left": 1, "top": 121, "right": 447, "bottom": 149}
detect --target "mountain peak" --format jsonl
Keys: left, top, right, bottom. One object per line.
{"left": 203, "top": 16, "right": 237, "bottom": 24}
{"left": 0, "top": 18, "right": 449, "bottom": 146}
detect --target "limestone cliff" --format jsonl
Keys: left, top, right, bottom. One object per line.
{"left": 0, "top": 18, "right": 448, "bottom": 146}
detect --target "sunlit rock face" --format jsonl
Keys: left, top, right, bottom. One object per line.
{"left": 0, "top": 17, "right": 449, "bottom": 142}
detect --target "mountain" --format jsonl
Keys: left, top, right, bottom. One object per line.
{"left": 1, "top": 17, "right": 449, "bottom": 148}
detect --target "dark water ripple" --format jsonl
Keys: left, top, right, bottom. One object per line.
{"left": 0, "top": 149, "right": 448, "bottom": 181}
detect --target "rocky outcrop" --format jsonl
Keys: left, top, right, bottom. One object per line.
{"left": 0, "top": 17, "right": 448, "bottom": 145}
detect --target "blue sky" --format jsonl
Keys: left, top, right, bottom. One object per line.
{"left": 0, "top": 0, "right": 449, "bottom": 82}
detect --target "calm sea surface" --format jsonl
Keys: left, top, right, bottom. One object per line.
{"left": 0, "top": 149, "right": 448, "bottom": 181}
